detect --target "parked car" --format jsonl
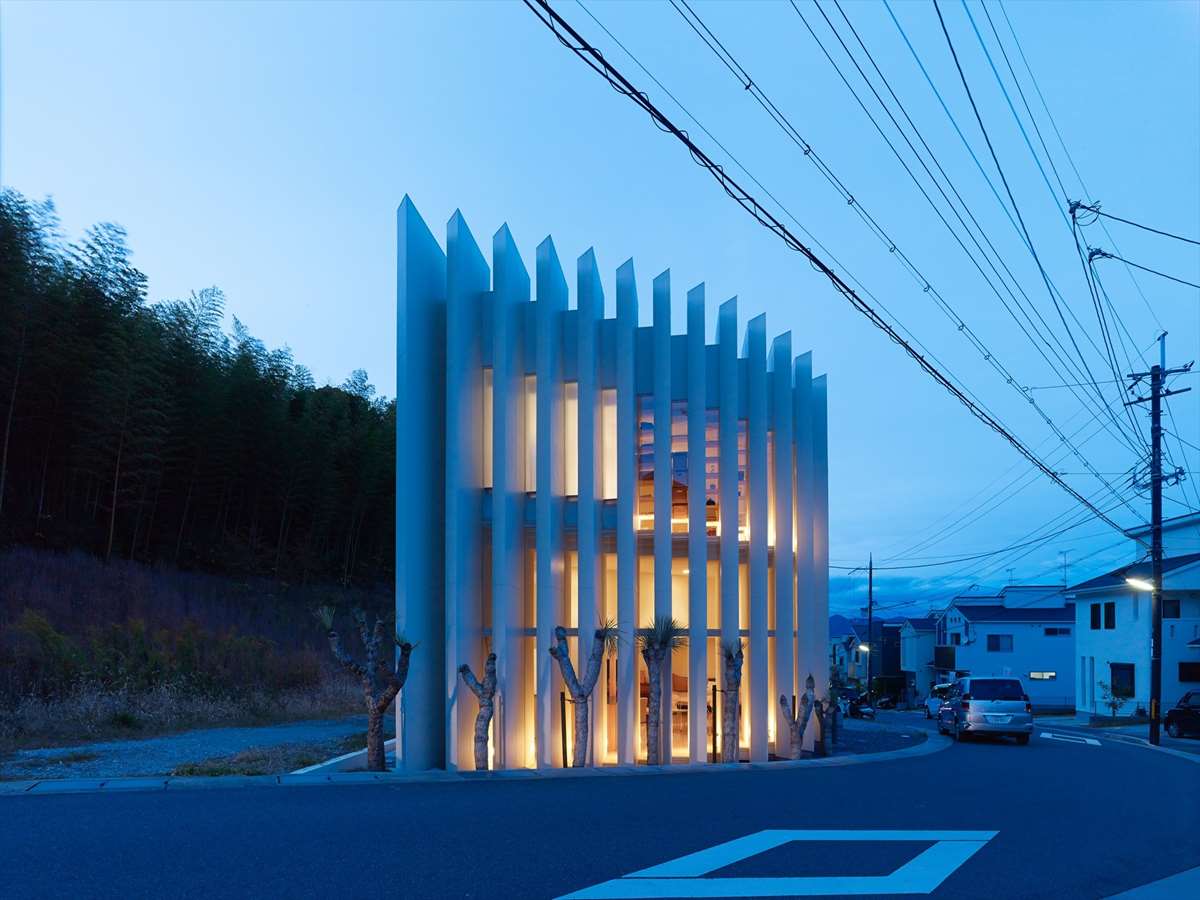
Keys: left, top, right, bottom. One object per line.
{"left": 936, "top": 676, "right": 1033, "bottom": 745}
{"left": 1164, "top": 691, "right": 1200, "bottom": 738}
{"left": 925, "top": 683, "right": 953, "bottom": 719}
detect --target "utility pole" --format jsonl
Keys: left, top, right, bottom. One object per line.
{"left": 866, "top": 554, "right": 874, "bottom": 702}
{"left": 1126, "top": 333, "right": 1192, "bottom": 746}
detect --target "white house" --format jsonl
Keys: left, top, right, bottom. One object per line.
{"left": 1067, "top": 549, "right": 1200, "bottom": 720}
{"left": 900, "top": 617, "right": 937, "bottom": 703}
{"left": 934, "top": 585, "right": 1075, "bottom": 711}
{"left": 396, "top": 198, "right": 831, "bottom": 769}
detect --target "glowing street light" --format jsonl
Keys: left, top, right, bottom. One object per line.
{"left": 1125, "top": 576, "right": 1155, "bottom": 592}
{"left": 858, "top": 643, "right": 870, "bottom": 653}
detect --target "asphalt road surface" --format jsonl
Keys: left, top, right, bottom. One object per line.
{"left": 2, "top": 715, "right": 1197, "bottom": 899}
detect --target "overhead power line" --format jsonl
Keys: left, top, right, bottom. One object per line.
{"left": 1074, "top": 202, "right": 1200, "bottom": 247}
{"left": 784, "top": 0, "right": 1145, "bottom": 467}
{"left": 521, "top": 0, "right": 1142, "bottom": 543}
{"left": 671, "top": 0, "right": 1146, "bottom": 503}
{"left": 931, "top": 0, "right": 1115, "bottom": 435}
{"left": 1089, "top": 250, "right": 1200, "bottom": 291}
{"left": 995, "top": 0, "right": 1164, "bottom": 332}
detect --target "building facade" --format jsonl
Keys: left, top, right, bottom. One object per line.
{"left": 1069, "top": 551, "right": 1200, "bottom": 720}
{"left": 934, "top": 586, "right": 1075, "bottom": 711}
{"left": 899, "top": 617, "right": 936, "bottom": 705}
{"left": 396, "top": 199, "right": 831, "bottom": 770}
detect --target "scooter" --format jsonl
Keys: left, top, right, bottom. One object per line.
{"left": 848, "top": 694, "right": 876, "bottom": 720}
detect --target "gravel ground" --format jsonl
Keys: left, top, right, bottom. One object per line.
{"left": 832, "top": 717, "right": 928, "bottom": 755}
{"left": 0, "top": 715, "right": 394, "bottom": 780}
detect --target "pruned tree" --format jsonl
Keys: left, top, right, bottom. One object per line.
{"left": 812, "top": 696, "right": 830, "bottom": 758}
{"left": 720, "top": 640, "right": 744, "bottom": 762}
{"left": 638, "top": 616, "right": 686, "bottom": 765}
{"left": 779, "top": 673, "right": 817, "bottom": 760}
{"left": 458, "top": 653, "right": 497, "bottom": 771}
{"left": 316, "top": 605, "right": 413, "bottom": 772}
{"left": 827, "top": 665, "right": 845, "bottom": 745}
{"left": 549, "top": 622, "right": 617, "bottom": 767}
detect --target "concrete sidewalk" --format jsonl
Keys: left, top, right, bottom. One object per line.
{"left": 0, "top": 728, "right": 949, "bottom": 798}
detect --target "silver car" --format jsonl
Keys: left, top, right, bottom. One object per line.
{"left": 936, "top": 677, "right": 1033, "bottom": 745}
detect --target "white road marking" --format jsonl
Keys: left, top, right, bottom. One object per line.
{"left": 556, "top": 829, "right": 998, "bottom": 899}
{"left": 1040, "top": 732, "right": 1101, "bottom": 746}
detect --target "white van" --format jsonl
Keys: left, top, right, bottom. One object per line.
{"left": 926, "top": 683, "right": 953, "bottom": 719}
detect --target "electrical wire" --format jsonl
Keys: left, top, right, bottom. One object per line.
{"left": 782, "top": 0, "right": 1145, "bottom": 466}
{"left": 932, "top": 0, "right": 1119, "bottom": 447}
{"left": 1091, "top": 252, "right": 1200, "bottom": 291}
{"left": 521, "top": 0, "right": 1143, "bottom": 542}
{"left": 1074, "top": 203, "right": 1200, "bottom": 247}
{"left": 996, "top": 0, "right": 1164, "bottom": 332}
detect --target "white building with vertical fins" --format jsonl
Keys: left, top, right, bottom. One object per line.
{"left": 396, "top": 198, "right": 830, "bottom": 770}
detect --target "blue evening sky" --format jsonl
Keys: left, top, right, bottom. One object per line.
{"left": 3, "top": 0, "right": 1198, "bottom": 615}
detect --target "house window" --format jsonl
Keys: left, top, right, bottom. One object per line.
{"left": 1103, "top": 602, "right": 1115, "bottom": 630}
{"left": 950, "top": 633, "right": 961, "bottom": 646}
{"left": 563, "top": 382, "right": 579, "bottom": 497}
{"left": 524, "top": 375, "right": 537, "bottom": 490}
{"left": 1163, "top": 596, "right": 1181, "bottom": 618}
{"left": 482, "top": 368, "right": 494, "bottom": 488}
{"left": 601, "top": 389, "right": 617, "bottom": 500}
{"left": 1090, "top": 603, "right": 1101, "bottom": 630}
{"left": 1110, "top": 663, "right": 1135, "bottom": 698}
{"left": 1029, "top": 672, "right": 1057, "bottom": 681}
{"left": 986, "top": 634, "right": 1014, "bottom": 653}
{"left": 1044, "top": 627, "right": 1071, "bottom": 636}
{"left": 1179, "top": 662, "right": 1200, "bottom": 683}
{"left": 853, "top": 650, "right": 860, "bottom": 662}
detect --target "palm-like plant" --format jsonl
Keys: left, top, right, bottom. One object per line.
{"left": 638, "top": 616, "right": 686, "bottom": 765}
{"left": 316, "top": 605, "right": 413, "bottom": 772}
{"left": 720, "top": 640, "right": 744, "bottom": 762}
{"left": 549, "top": 620, "right": 618, "bottom": 767}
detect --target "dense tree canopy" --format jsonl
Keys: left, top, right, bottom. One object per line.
{"left": 0, "top": 188, "right": 396, "bottom": 586}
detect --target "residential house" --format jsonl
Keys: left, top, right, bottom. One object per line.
{"left": 1067, "top": 533, "right": 1200, "bottom": 720}
{"left": 395, "top": 198, "right": 831, "bottom": 769}
{"left": 934, "top": 585, "right": 1075, "bottom": 711}
{"left": 900, "top": 617, "right": 937, "bottom": 705}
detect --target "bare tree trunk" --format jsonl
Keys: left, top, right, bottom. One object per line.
{"left": 365, "top": 703, "right": 385, "bottom": 771}
{"left": 175, "top": 467, "right": 195, "bottom": 562}
{"left": 34, "top": 411, "right": 56, "bottom": 532}
{"left": 458, "top": 653, "right": 497, "bottom": 770}
{"left": 812, "top": 701, "right": 829, "bottom": 758}
{"left": 779, "top": 694, "right": 803, "bottom": 760}
{"left": 105, "top": 435, "right": 124, "bottom": 561}
{"left": 549, "top": 625, "right": 609, "bottom": 766}
{"left": 721, "top": 643, "right": 744, "bottom": 762}
{"left": 0, "top": 335, "right": 23, "bottom": 517}
{"left": 325, "top": 612, "right": 413, "bottom": 773}
{"left": 643, "top": 646, "right": 665, "bottom": 765}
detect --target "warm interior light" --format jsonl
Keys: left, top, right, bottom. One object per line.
{"left": 1125, "top": 576, "right": 1155, "bottom": 592}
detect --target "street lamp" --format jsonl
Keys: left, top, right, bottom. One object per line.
{"left": 858, "top": 643, "right": 870, "bottom": 653}
{"left": 1125, "top": 572, "right": 1162, "bottom": 745}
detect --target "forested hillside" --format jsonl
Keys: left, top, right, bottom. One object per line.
{"left": 0, "top": 189, "right": 395, "bottom": 586}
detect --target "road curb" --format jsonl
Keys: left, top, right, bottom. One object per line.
{"left": 1042, "top": 725, "right": 1200, "bottom": 764}
{"left": 0, "top": 730, "right": 948, "bottom": 798}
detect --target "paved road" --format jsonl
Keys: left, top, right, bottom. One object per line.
{"left": 2, "top": 717, "right": 1196, "bottom": 899}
